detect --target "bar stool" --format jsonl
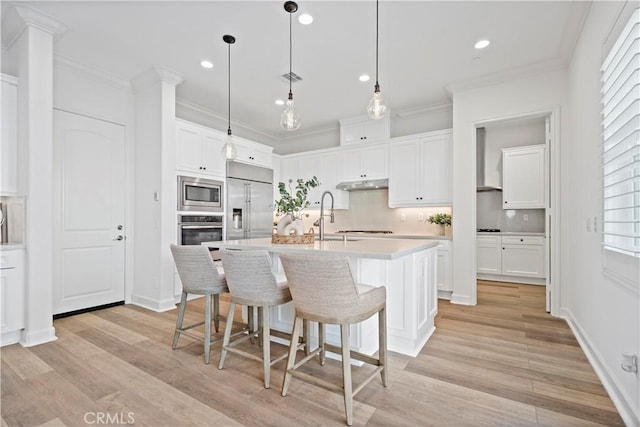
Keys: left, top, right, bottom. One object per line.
{"left": 170, "top": 244, "right": 228, "bottom": 364}
{"left": 219, "top": 250, "right": 303, "bottom": 389}
{"left": 279, "top": 253, "right": 388, "bottom": 426}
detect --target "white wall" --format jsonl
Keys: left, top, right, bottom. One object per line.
{"left": 451, "top": 68, "right": 567, "bottom": 306}
{"left": 565, "top": 2, "right": 639, "bottom": 424}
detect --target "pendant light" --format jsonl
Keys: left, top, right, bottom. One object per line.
{"left": 280, "top": 1, "right": 301, "bottom": 131}
{"left": 221, "top": 34, "right": 238, "bottom": 160}
{"left": 367, "top": 0, "right": 387, "bottom": 120}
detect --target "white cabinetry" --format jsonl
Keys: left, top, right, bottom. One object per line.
{"left": 339, "top": 114, "right": 390, "bottom": 146}
{"left": 1, "top": 75, "right": 19, "bottom": 195}
{"left": 388, "top": 130, "right": 452, "bottom": 207}
{"left": 436, "top": 240, "right": 453, "bottom": 299}
{"left": 502, "top": 145, "right": 546, "bottom": 209}
{"left": 340, "top": 143, "right": 388, "bottom": 181}
{"left": 477, "top": 234, "right": 545, "bottom": 283}
{"left": 234, "top": 138, "right": 273, "bottom": 168}
{"left": 1, "top": 249, "right": 25, "bottom": 346}
{"left": 176, "top": 120, "right": 226, "bottom": 177}
{"left": 280, "top": 151, "right": 349, "bottom": 209}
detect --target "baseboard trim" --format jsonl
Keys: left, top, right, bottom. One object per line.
{"left": 477, "top": 273, "right": 545, "bottom": 285}
{"left": 1, "top": 330, "right": 22, "bottom": 347}
{"left": 450, "top": 293, "right": 473, "bottom": 305}
{"left": 19, "top": 326, "right": 57, "bottom": 347}
{"left": 562, "top": 308, "right": 639, "bottom": 427}
{"left": 131, "top": 295, "right": 176, "bottom": 312}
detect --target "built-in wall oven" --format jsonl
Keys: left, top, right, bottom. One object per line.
{"left": 177, "top": 214, "right": 223, "bottom": 259}
{"left": 178, "top": 175, "right": 223, "bottom": 212}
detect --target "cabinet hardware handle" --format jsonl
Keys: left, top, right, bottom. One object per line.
{"left": 505, "top": 201, "right": 508, "bottom": 204}
{"left": 117, "top": 225, "right": 123, "bottom": 230}
{"left": 520, "top": 239, "right": 523, "bottom": 242}
{"left": 114, "top": 235, "right": 124, "bottom": 241}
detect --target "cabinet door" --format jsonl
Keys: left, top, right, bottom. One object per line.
{"left": 340, "top": 122, "right": 364, "bottom": 145}
{"left": 477, "top": 237, "right": 501, "bottom": 274}
{"left": 503, "top": 145, "right": 545, "bottom": 209}
{"left": 341, "top": 148, "right": 364, "bottom": 181}
{"left": 319, "top": 152, "right": 349, "bottom": 209}
{"left": 0, "top": 250, "right": 24, "bottom": 335}
{"left": 176, "top": 125, "right": 205, "bottom": 174}
{"left": 297, "top": 155, "right": 321, "bottom": 207}
{"left": 234, "top": 141, "right": 272, "bottom": 168}
{"left": 420, "top": 135, "right": 452, "bottom": 205}
{"left": 280, "top": 157, "right": 298, "bottom": 184}
{"left": 436, "top": 242, "right": 451, "bottom": 292}
{"left": 201, "top": 132, "right": 225, "bottom": 177}
{"left": 1, "top": 78, "right": 18, "bottom": 194}
{"left": 362, "top": 118, "right": 390, "bottom": 143}
{"left": 362, "top": 145, "right": 388, "bottom": 179}
{"left": 501, "top": 244, "right": 545, "bottom": 277}
{"left": 388, "top": 140, "right": 420, "bottom": 207}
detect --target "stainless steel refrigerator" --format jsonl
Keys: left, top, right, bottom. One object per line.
{"left": 226, "top": 162, "right": 274, "bottom": 240}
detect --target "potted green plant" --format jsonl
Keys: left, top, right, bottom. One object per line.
{"left": 274, "top": 176, "right": 320, "bottom": 236}
{"left": 427, "top": 212, "right": 452, "bottom": 236}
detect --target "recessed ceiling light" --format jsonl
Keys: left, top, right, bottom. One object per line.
{"left": 298, "top": 13, "right": 313, "bottom": 25}
{"left": 474, "top": 40, "right": 490, "bottom": 49}
{"left": 200, "top": 60, "right": 214, "bottom": 69}
{"left": 275, "top": 99, "right": 285, "bottom": 106}
{"left": 359, "top": 74, "right": 370, "bottom": 82}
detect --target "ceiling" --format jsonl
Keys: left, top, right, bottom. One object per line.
{"left": 2, "top": 1, "right": 589, "bottom": 147}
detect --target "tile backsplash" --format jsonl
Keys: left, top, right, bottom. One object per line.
{"left": 477, "top": 191, "right": 545, "bottom": 232}
{"left": 0, "top": 196, "right": 25, "bottom": 245}
{"left": 297, "top": 189, "right": 452, "bottom": 235}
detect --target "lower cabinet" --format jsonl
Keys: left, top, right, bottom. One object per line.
{"left": 477, "top": 234, "right": 545, "bottom": 283}
{"left": 1, "top": 249, "right": 25, "bottom": 346}
{"left": 436, "top": 240, "right": 453, "bottom": 299}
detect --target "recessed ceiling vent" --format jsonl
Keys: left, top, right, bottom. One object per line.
{"left": 281, "top": 72, "right": 303, "bottom": 84}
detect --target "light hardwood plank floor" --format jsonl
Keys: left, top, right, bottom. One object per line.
{"left": 1, "top": 281, "right": 624, "bottom": 426}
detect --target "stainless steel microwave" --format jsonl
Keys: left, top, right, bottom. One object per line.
{"left": 177, "top": 175, "right": 223, "bottom": 212}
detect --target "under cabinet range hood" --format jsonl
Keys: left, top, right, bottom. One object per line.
{"left": 335, "top": 178, "right": 388, "bottom": 191}
{"left": 476, "top": 128, "right": 502, "bottom": 192}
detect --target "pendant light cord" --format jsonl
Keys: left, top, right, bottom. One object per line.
{"left": 227, "top": 42, "right": 231, "bottom": 134}
{"left": 375, "top": 0, "right": 380, "bottom": 90}
{"left": 289, "top": 10, "right": 293, "bottom": 97}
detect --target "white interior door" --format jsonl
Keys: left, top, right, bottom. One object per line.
{"left": 53, "top": 110, "right": 126, "bottom": 315}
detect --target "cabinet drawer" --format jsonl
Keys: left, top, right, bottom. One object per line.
{"left": 477, "top": 235, "right": 501, "bottom": 244}
{"left": 501, "top": 235, "right": 544, "bottom": 245}
{"left": 0, "top": 250, "right": 21, "bottom": 269}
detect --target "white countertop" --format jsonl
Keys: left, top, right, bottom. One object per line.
{"left": 0, "top": 243, "right": 25, "bottom": 250}
{"left": 325, "top": 233, "right": 451, "bottom": 241}
{"left": 203, "top": 237, "right": 439, "bottom": 260}
{"left": 477, "top": 231, "right": 545, "bottom": 236}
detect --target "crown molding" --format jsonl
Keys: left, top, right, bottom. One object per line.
{"left": 54, "top": 53, "right": 132, "bottom": 91}
{"left": 445, "top": 58, "right": 568, "bottom": 95}
{"left": 4, "top": 4, "right": 68, "bottom": 50}
{"left": 131, "top": 67, "right": 184, "bottom": 92}
{"left": 395, "top": 102, "right": 453, "bottom": 119}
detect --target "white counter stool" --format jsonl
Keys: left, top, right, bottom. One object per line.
{"left": 170, "top": 244, "right": 228, "bottom": 364}
{"left": 279, "top": 253, "right": 388, "bottom": 426}
{"left": 219, "top": 250, "right": 303, "bottom": 389}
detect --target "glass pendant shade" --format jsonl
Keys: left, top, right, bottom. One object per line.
{"left": 221, "top": 132, "right": 237, "bottom": 160}
{"left": 367, "top": 89, "right": 387, "bottom": 120}
{"left": 280, "top": 95, "right": 300, "bottom": 131}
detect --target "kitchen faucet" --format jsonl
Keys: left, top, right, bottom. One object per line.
{"left": 317, "top": 191, "right": 334, "bottom": 241}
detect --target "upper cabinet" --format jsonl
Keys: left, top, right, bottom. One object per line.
{"left": 502, "top": 145, "right": 546, "bottom": 209}
{"left": 1, "top": 75, "right": 19, "bottom": 195}
{"left": 280, "top": 151, "right": 349, "bottom": 209}
{"left": 388, "top": 130, "right": 452, "bottom": 207}
{"left": 340, "top": 143, "right": 389, "bottom": 182}
{"left": 339, "top": 114, "right": 390, "bottom": 146}
{"left": 176, "top": 119, "right": 225, "bottom": 178}
{"left": 233, "top": 138, "right": 273, "bottom": 169}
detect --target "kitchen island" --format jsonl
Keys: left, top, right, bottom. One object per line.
{"left": 203, "top": 237, "right": 439, "bottom": 357}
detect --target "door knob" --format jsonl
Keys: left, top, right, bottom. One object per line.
{"left": 117, "top": 225, "right": 123, "bottom": 230}
{"left": 114, "top": 235, "right": 124, "bottom": 241}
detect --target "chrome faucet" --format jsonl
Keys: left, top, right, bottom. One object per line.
{"left": 318, "top": 191, "right": 335, "bottom": 241}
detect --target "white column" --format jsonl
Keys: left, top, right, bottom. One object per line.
{"left": 131, "top": 68, "right": 183, "bottom": 311}
{"left": 7, "top": 5, "right": 67, "bottom": 346}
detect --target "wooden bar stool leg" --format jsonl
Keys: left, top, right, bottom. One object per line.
{"left": 172, "top": 291, "right": 188, "bottom": 349}
{"left": 262, "top": 306, "right": 271, "bottom": 388}
{"left": 282, "top": 316, "right": 302, "bottom": 397}
{"left": 303, "top": 319, "right": 311, "bottom": 355}
{"left": 340, "top": 323, "right": 353, "bottom": 426}
{"left": 318, "top": 322, "right": 326, "bottom": 366}
{"left": 213, "top": 294, "right": 220, "bottom": 333}
{"left": 257, "top": 307, "right": 264, "bottom": 348}
{"left": 204, "top": 293, "right": 212, "bottom": 364}
{"left": 219, "top": 302, "right": 236, "bottom": 369}
{"left": 379, "top": 307, "right": 388, "bottom": 387}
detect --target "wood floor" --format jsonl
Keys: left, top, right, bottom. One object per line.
{"left": 1, "top": 280, "right": 624, "bottom": 426}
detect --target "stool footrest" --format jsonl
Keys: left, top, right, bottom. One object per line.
{"left": 324, "top": 343, "right": 382, "bottom": 367}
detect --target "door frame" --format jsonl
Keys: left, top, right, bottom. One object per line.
{"left": 472, "top": 106, "right": 561, "bottom": 316}
{"left": 52, "top": 107, "right": 134, "bottom": 307}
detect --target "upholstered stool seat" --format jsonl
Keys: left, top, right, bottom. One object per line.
{"left": 219, "top": 250, "right": 304, "bottom": 389}
{"left": 279, "top": 253, "right": 388, "bottom": 426}
{"left": 170, "top": 244, "right": 228, "bottom": 364}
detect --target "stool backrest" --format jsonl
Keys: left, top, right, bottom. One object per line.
{"left": 220, "top": 250, "right": 279, "bottom": 302}
{"left": 170, "top": 244, "right": 226, "bottom": 294}
{"left": 279, "top": 253, "right": 360, "bottom": 321}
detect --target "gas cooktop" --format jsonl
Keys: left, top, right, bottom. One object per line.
{"left": 477, "top": 228, "right": 501, "bottom": 232}
{"left": 337, "top": 230, "right": 393, "bottom": 234}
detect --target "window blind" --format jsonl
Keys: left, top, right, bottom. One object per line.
{"left": 601, "top": 8, "right": 640, "bottom": 258}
